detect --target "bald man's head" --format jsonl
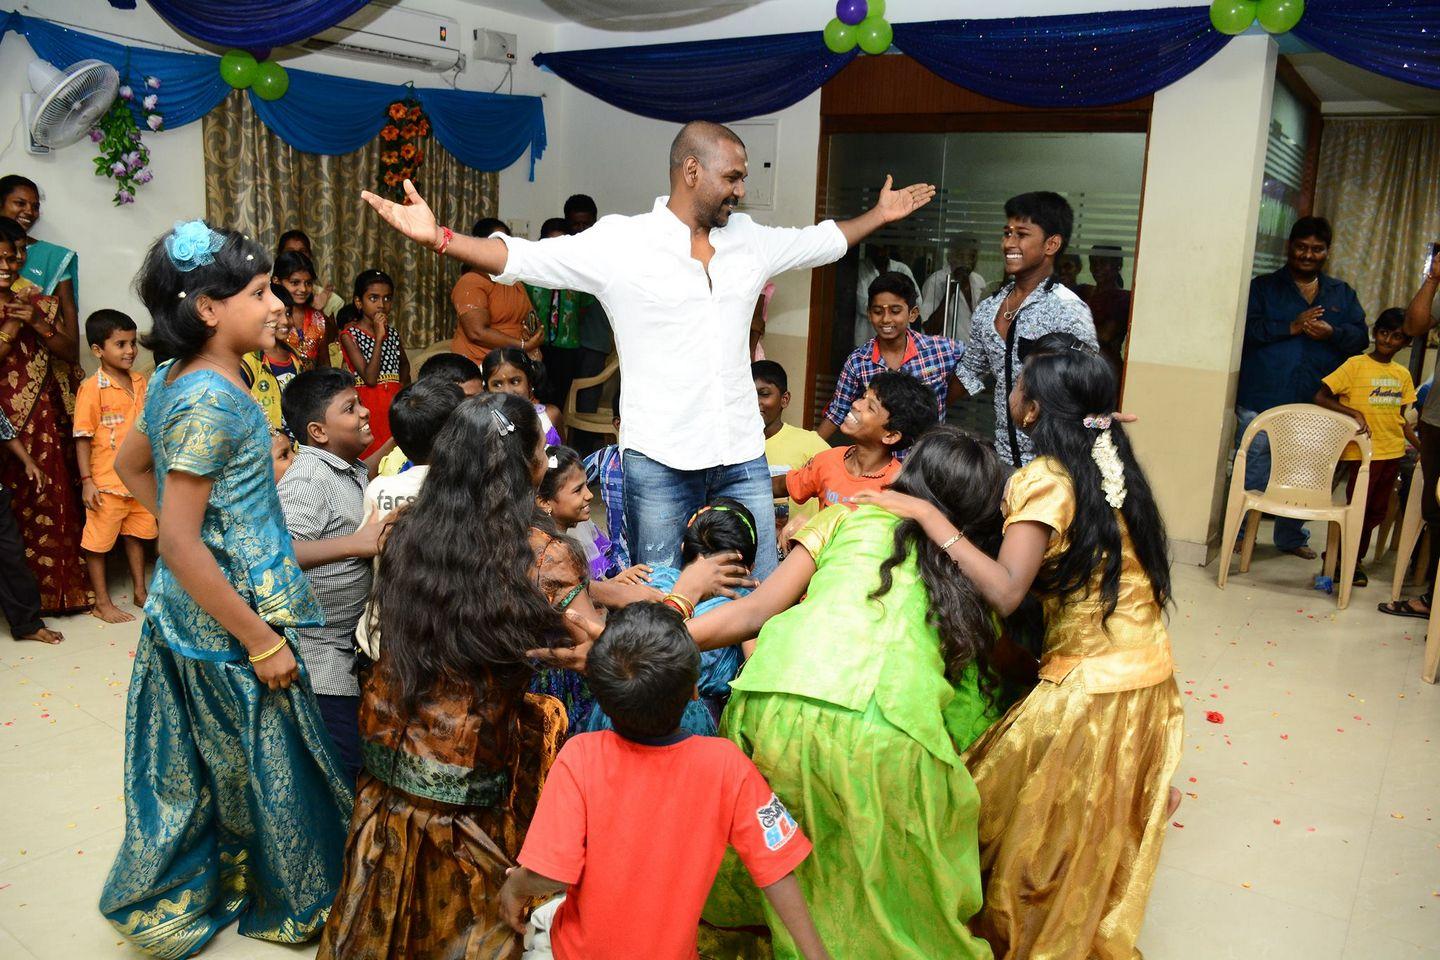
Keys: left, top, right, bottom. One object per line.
{"left": 668, "top": 120, "right": 749, "bottom": 229}
{"left": 669, "top": 121, "right": 746, "bottom": 172}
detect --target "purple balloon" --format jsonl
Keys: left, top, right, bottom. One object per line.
{"left": 836, "top": 0, "right": 868, "bottom": 27}
{"left": 248, "top": 48, "right": 271, "bottom": 62}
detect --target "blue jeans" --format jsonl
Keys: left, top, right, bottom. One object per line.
{"left": 622, "top": 450, "right": 778, "bottom": 580}
{"left": 1233, "top": 405, "right": 1311, "bottom": 552}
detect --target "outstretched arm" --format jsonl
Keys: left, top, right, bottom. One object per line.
{"left": 685, "top": 547, "right": 816, "bottom": 652}
{"left": 362, "top": 179, "right": 509, "bottom": 276}
{"left": 835, "top": 175, "right": 936, "bottom": 248}
{"left": 1404, "top": 251, "right": 1440, "bottom": 338}
{"left": 760, "top": 874, "right": 833, "bottom": 960}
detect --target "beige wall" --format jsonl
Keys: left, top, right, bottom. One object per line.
{"left": 1124, "top": 34, "right": 1278, "bottom": 564}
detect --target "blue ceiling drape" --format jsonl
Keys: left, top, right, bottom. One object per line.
{"left": 890, "top": 7, "right": 1225, "bottom": 108}
{"left": 533, "top": 30, "right": 857, "bottom": 123}
{"left": 142, "top": 0, "right": 371, "bottom": 49}
{"left": 2, "top": 12, "right": 546, "bottom": 177}
{"left": 533, "top": 0, "right": 1440, "bottom": 121}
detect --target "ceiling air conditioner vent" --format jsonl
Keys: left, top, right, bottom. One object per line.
{"left": 296, "top": 4, "right": 463, "bottom": 73}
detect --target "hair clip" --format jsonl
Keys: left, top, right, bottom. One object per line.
{"left": 547, "top": 454, "right": 559, "bottom": 469}
{"left": 245, "top": 254, "right": 254, "bottom": 261}
{"left": 1082, "top": 414, "right": 1113, "bottom": 430}
{"left": 490, "top": 407, "right": 515, "bottom": 435}
{"left": 177, "top": 291, "right": 187, "bottom": 299}
{"left": 165, "top": 219, "right": 226, "bottom": 273}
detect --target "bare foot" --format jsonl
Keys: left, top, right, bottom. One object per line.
{"left": 132, "top": 590, "right": 147, "bottom": 609}
{"left": 91, "top": 602, "right": 135, "bottom": 624}
{"left": 1166, "top": 786, "right": 1182, "bottom": 818}
{"left": 16, "top": 627, "right": 63, "bottom": 644}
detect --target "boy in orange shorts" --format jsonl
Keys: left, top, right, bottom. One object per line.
{"left": 74, "top": 309, "right": 155, "bottom": 623}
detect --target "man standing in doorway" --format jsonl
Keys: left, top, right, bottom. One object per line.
{"left": 1235, "top": 216, "right": 1366, "bottom": 559}
{"left": 362, "top": 121, "right": 934, "bottom": 579}
{"left": 955, "top": 191, "right": 1098, "bottom": 467}
{"left": 920, "top": 236, "right": 987, "bottom": 342}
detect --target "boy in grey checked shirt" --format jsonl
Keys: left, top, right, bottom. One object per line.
{"left": 278, "top": 369, "right": 382, "bottom": 785}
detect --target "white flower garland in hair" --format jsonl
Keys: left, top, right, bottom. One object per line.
{"left": 1091, "top": 428, "right": 1127, "bottom": 510}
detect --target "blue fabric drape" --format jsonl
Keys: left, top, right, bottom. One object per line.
{"left": 144, "top": 0, "right": 370, "bottom": 50}
{"left": 1, "top": 11, "right": 545, "bottom": 176}
{"left": 533, "top": 30, "right": 856, "bottom": 123}
{"left": 890, "top": 8, "right": 1226, "bottom": 108}
{"left": 1293, "top": 0, "right": 1440, "bottom": 92}
{"left": 532, "top": 1, "right": 1440, "bottom": 120}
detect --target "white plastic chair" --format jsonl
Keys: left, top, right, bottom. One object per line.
{"left": 1218, "top": 404, "right": 1372, "bottom": 610}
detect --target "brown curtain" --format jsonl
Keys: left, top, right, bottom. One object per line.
{"left": 1313, "top": 117, "right": 1440, "bottom": 318}
{"left": 202, "top": 90, "right": 498, "bottom": 347}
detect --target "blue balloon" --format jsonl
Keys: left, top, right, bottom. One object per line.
{"left": 836, "top": 0, "right": 868, "bottom": 28}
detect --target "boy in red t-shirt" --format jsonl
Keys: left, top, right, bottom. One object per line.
{"left": 499, "top": 603, "right": 832, "bottom": 960}
{"left": 777, "top": 370, "right": 937, "bottom": 512}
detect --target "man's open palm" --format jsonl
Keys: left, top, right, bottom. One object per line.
{"left": 876, "top": 175, "right": 937, "bottom": 224}
{"left": 360, "top": 178, "right": 438, "bottom": 248}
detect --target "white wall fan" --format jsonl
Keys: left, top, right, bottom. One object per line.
{"left": 23, "top": 58, "right": 120, "bottom": 155}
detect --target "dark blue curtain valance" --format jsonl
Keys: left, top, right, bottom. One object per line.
{"left": 143, "top": 0, "right": 370, "bottom": 50}
{"left": 2, "top": 11, "right": 546, "bottom": 177}
{"left": 890, "top": 7, "right": 1225, "bottom": 108}
{"left": 533, "top": 0, "right": 1440, "bottom": 122}
{"left": 534, "top": 31, "right": 856, "bottom": 123}
{"left": 1293, "top": 1, "right": 1440, "bottom": 92}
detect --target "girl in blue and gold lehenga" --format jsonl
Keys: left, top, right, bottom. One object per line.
{"left": 99, "top": 221, "right": 352, "bottom": 958}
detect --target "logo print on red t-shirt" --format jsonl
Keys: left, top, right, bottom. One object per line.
{"left": 756, "top": 793, "right": 797, "bottom": 851}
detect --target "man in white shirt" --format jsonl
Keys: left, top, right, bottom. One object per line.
{"left": 855, "top": 243, "right": 919, "bottom": 349}
{"left": 920, "top": 236, "right": 987, "bottom": 342}
{"left": 363, "top": 120, "right": 934, "bottom": 578}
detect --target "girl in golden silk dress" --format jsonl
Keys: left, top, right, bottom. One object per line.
{"left": 857, "top": 333, "right": 1183, "bottom": 960}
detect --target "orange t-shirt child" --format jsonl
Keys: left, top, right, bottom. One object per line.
{"left": 73, "top": 369, "right": 156, "bottom": 553}
{"left": 784, "top": 444, "right": 900, "bottom": 510}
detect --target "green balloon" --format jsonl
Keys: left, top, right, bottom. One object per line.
{"left": 218, "top": 49, "right": 258, "bottom": 89}
{"left": 1209, "top": 0, "right": 1258, "bottom": 35}
{"left": 823, "top": 17, "right": 858, "bottom": 54}
{"left": 1257, "top": 0, "right": 1304, "bottom": 34}
{"left": 857, "top": 15, "right": 893, "bottom": 55}
{"left": 868, "top": 0, "right": 886, "bottom": 18}
{"left": 251, "top": 60, "right": 290, "bottom": 101}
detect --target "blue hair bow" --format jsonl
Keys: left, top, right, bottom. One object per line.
{"left": 165, "top": 220, "right": 226, "bottom": 272}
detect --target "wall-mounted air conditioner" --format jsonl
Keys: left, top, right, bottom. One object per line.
{"left": 298, "top": 2, "right": 464, "bottom": 73}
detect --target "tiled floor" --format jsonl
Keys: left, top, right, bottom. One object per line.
{"left": 1, "top": 541, "right": 1437, "bottom": 958}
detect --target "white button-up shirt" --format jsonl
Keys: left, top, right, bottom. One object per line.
{"left": 494, "top": 197, "right": 848, "bottom": 471}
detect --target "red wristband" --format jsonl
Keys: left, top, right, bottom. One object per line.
{"left": 434, "top": 225, "right": 454, "bottom": 255}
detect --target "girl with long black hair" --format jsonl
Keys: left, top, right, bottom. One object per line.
{"left": 857, "top": 332, "right": 1184, "bottom": 960}
{"left": 685, "top": 426, "right": 1003, "bottom": 960}
{"left": 319, "top": 391, "right": 592, "bottom": 959}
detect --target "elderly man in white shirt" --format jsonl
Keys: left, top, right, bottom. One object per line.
{"left": 363, "top": 120, "right": 933, "bottom": 579}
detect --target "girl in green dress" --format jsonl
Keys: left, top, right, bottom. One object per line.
{"left": 687, "top": 425, "right": 1003, "bottom": 960}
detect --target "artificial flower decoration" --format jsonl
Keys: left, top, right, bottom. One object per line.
{"left": 91, "top": 75, "right": 162, "bottom": 206}
{"left": 378, "top": 97, "right": 431, "bottom": 198}
{"left": 165, "top": 219, "right": 227, "bottom": 271}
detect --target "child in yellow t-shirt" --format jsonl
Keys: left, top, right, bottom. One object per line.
{"left": 754, "top": 360, "right": 829, "bottom": 533}
{"left": 1316, "top": 308, "right": 1418, "bottom": 586}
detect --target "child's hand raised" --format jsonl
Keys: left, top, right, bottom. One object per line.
{"left": 674, "top": 549, "right": 757, "bottom": 602}
{"left": 360, "top": 179, "right": 439, "bottom": 250}
{"left": 527, "top": 608, "right": 602, "bottom": 673}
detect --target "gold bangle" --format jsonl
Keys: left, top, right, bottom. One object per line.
{"left": 0, "top": 330, "right": 11, "bottom": 344}
{"left": 939, "top": 532, "right": 964, "bottom": 551}
{"left": 248, "top": 636, "right": 289, "bottom": 663}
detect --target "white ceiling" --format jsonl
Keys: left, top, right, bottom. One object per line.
{"left": 1288, "top": 53, "right": 1440, "bottom": 115}
{"left": 458, "top": 0, "right": 758, "bottom": 28}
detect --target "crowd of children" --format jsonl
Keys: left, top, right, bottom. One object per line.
{"left": 76, "top": 216, "right": 1203, "bottom": 960}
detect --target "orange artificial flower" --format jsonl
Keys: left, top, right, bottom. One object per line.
{"left": 380, "top": 125, "right": 399, "bottom": 141}
{"left": 388, "top": 103, "right": 407, "bottom": 121}
{"left": 400, "top": 124, "right": 418, "bottom": 140}
{"left": 407, "top": 105, "right": 421, "bottom": 120}
{"left": 381, "top": 150, "right": 400, "bottom": 165}
{"left": 383, "top": 171, "right": 400, "bottom": 186}
{"left": 399, "top": 143, "right": 417, "bottom": 160}
{"left": 417, "top": 120, "right": 430, "bottom": 137}
{"left": 412, "top": 148, "right": 424, "bottom": 165}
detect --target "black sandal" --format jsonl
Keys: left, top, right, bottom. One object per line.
{"left": 1377, "top": 599, "right": 1430, "bottom": 619}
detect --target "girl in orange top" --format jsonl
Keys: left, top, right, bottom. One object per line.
{"left": 857, "top": 333, "right": 1183, "bottom": 960}
{"left": 341, "top": 270, "right": 410, "bottom": 457}
{"left": 450, "top": 218, "right": 543, "bottom": 363}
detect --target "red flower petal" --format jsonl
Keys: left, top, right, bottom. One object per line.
{"left": 1205, "top": 711, "right": 1224, "bottom": 724}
